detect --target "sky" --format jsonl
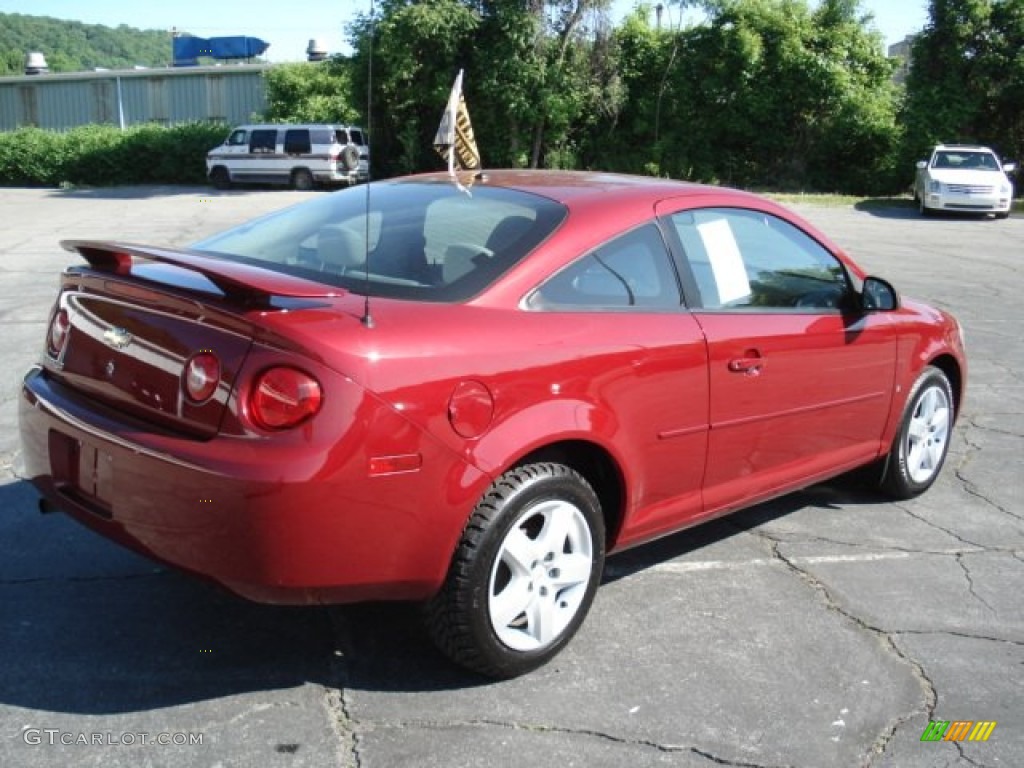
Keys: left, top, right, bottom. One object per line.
{"left": 1, "top": 0, "right": 929, "bottom": 64}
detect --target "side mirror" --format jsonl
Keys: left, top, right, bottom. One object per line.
{"left": 1003, "top": 161, "right": 1017, "bottom": 174}
{"left": 862, "top": 276, "right": 899, "bottom": 311}
{"left": 915, "top": 160, "right": 928, "bottom": 170}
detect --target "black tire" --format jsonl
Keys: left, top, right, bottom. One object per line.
{"left": 291, "top": 168, "right": 314, "bottom": 191}
{"left": 425, "top": 462, "right": 605, "bottom": 679}
{"left": 881, "top": 366, "right": 954, "bottom": 499}
{"left": 341, "top": 145, "right": 360, "bottom": 172}
{"left": 995, "top": 211, "right": 1010, "bottom": 220}
{"left": 918, "top": 194, "right": 932, "bottom": 217}
{"left": 209, "top": 166, "right": 231, "bottom": 190}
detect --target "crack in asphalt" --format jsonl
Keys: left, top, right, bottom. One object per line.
{"left": 955, "top": 553, "right": 995, "bottom": 613}
{"left": 355, "top": 718, "right": 796, "bottom": 768}
{"left": 321, "top": 595, "right": 793, "bottom": 768}
{"left": 893, "top": 628, "right": 1024, "bottom": 647}
{"left": 0, "top": 570, "right": 165, "bottom": 586}
{"left": 325, "top": 610, "right": 360, "bottom": 768}
{"left": 967, "top": 415, "right": 1024, "bottom": 440}
{"left": 736, "top": 527, "right": 938, "bottom": 768}
{"left": 954, "top": 429, "right": 1024, "bottom": 524}
{"left": 954, "top": 740, "right": 996, "bottom": 768}
{"left": 893, "top": 502, "right": 989, "bottom": 551}
{"left": 744, "top": 527, "right": 1024, "bottom": 764}
{"left": 762, "top": 530, "right": 987, "bottom": 558}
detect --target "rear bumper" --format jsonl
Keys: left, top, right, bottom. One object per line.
{"left": 19, "top": 366, "right": 485, "bottom": 604}
{"left": 316, "top": 169, "right": 367, "bottom": 185}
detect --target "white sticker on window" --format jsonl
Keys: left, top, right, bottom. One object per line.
{"left": 697, "top": 218, "right": 751, "bottom": 305}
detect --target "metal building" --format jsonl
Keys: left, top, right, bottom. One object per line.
{"left": 0, "top": 64, "right": 270, "bottom": 132}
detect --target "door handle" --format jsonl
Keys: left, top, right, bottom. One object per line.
{"left": 728, "top": 351, "right": 765, "bottom": 375}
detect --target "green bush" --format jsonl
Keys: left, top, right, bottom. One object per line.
{"left": 0, "top": 122, "right": 229, "bottom": 187}
{"left": 0, "top": 128, "right": 68, "bottom": 186}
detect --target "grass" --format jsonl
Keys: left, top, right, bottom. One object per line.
{"left": 763, "top": 192, "right": 1023, "bottom": 213}
{"left": 763, "top": 192, "right": 913, "bottom": 208}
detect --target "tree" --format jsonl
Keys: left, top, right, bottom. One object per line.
{"left": 983, "top": 0, "right": 1024, "bottom": 163}
{"left": 593, "top": 0, "right": 899, "bottom": 193}
{"left": 349, "top": 0, "right": 481, "bottom": 176}
{"left": 903, "top": 0, "right": 1024, "bottom": 167}
{"left": 341, "top": 0, "right": 903, "bottom": 191}
{"left": 264, "top": 59, "right": 359, "bottom": 124}
{"left": 348, "top": 0, "right": 619, "bottom": 174}
{"left": 520, "top": 0, "right": 618, "bottom": 169}
{"left": 903, "top": 0, "right": 994, "bottom": 159}
{"left": 0, "top": 12, "right": 171, "bottom": 74}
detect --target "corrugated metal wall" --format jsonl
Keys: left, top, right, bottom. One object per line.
{"left": 0, "top": 65, "right": 269, "bottom": 131}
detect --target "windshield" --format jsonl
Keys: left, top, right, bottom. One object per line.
{"left": 933, "top": 151, "right": 1001, "bottom": 171}
{"left": 193, "top": 180, "right": 566, "bottom": 302}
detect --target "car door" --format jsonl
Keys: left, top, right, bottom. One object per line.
{"left": 526, "top": 222, "right": 710, "bottom": 544}
{"left": 659, "top": 203, "right": 897, "bottom": 514}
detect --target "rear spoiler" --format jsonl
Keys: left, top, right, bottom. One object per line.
{"left": 61, "top": 240, "right": 343, "bottom": 306}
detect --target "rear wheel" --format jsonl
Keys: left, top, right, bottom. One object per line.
{"left": 425, "top": 463, "right": 605, "bottom": 678}
{"left": 995, "top": 211, "right": 1010, "bottom": 220}
{"left": 881, "top": 366, "right": 954, "bottom": 499}
{"left": 291, "top": 168, "right": 314, "bottom": 191}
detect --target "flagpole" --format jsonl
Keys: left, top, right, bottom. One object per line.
{"left": 449, "top": 69, "right": 462, "bottom": 177}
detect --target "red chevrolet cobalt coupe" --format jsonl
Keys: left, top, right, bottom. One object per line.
{"left": 20, "top": 172, "right": 965, "bottom": 677}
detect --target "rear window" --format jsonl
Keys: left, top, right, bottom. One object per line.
{"left": 192, "top": 180, "right": 566, "bottom": 302}
{"left": 342, "top": 128, "right": 366, "bottom": 146}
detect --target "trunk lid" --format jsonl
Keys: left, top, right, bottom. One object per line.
{"left": 47, "top": 241, "right": 343, "bottom": 438}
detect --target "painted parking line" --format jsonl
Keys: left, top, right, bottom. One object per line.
{"left": 607, "top": 548, "right": 979, "bottom": 577}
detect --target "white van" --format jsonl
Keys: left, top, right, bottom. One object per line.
{"left": 206, "top": 124, "right": 369, "bottom": 190}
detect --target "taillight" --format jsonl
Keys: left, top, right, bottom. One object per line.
{"left": 47, "top": 308, "right": 70, "bottom": 358}
{"left": 183, "top": 352, "right": 221, "bottom": 403}
{"left": 250, "top": 367, "right": 322, "bottom": 430}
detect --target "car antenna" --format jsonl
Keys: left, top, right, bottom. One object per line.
{"left": 360, "top": 0, "right": 375, "bottom": 329}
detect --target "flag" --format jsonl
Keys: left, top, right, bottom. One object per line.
{"left": 434, "top": 70, "right": 481, "bottom": 173}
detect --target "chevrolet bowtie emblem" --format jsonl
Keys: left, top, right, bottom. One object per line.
{"left": 103, "top": 327, "right": 133, "bottom": 349}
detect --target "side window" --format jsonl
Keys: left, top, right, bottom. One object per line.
{"left": 309, "top": 128, "right": 332, "bottom": 145}
{"left": 669, "top": 208, "right": 849, "bottom": 311}
{"left": 284, "top": 129, "right": 312, "bottom": 155}
{"left": 249, "top": 129, "right": 277, "bottom": 154}
{"left": 348, "top": 129, "right": 365, "bottom": 146}
{"left": 528, "top": 224, "right": 680, "bottom": 310}
{"left": 226, "top": 129, "right": 247, "bottom": 146}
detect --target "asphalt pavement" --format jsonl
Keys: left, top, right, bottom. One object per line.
{"left": 0, "top": 186, "right": 1021, "bottom": 768}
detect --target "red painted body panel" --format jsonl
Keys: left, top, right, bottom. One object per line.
{"left": 696, "top": 311, "right": 897, "bottom": 515}
{"left": 18, "top": 171, "right": 966, "bottom": 604}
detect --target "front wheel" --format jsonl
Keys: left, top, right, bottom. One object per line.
{"left": 425, "top": 463, "right": 605, "bottom": 678}
{"left": 881, "top": 366, "right": 954, "bottom": 499}
{"left": 209, "top": 166, "right": 231, "bottom": 190}
{"left": 918, "top": 193, "right": 932, "bottom": 217}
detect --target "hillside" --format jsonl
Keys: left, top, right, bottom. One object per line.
{"left": 0, "top": 12, "right": 174, "bottom": 75}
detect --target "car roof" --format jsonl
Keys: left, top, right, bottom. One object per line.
{"left": 231, "top": 124, "right": 364, "bottom": 131}
{"left": 405, "top": 169, "right": 763, "bottom": 213}
{"left": 934, "top": 144, "right": 995, "bottom": 152}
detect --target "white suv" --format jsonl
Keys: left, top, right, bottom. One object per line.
{"left": 207, "top": 124, "right": 369, "bottom": 190}
{"left": 914, "top": 144, "right": 1016, "bottom": 219}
